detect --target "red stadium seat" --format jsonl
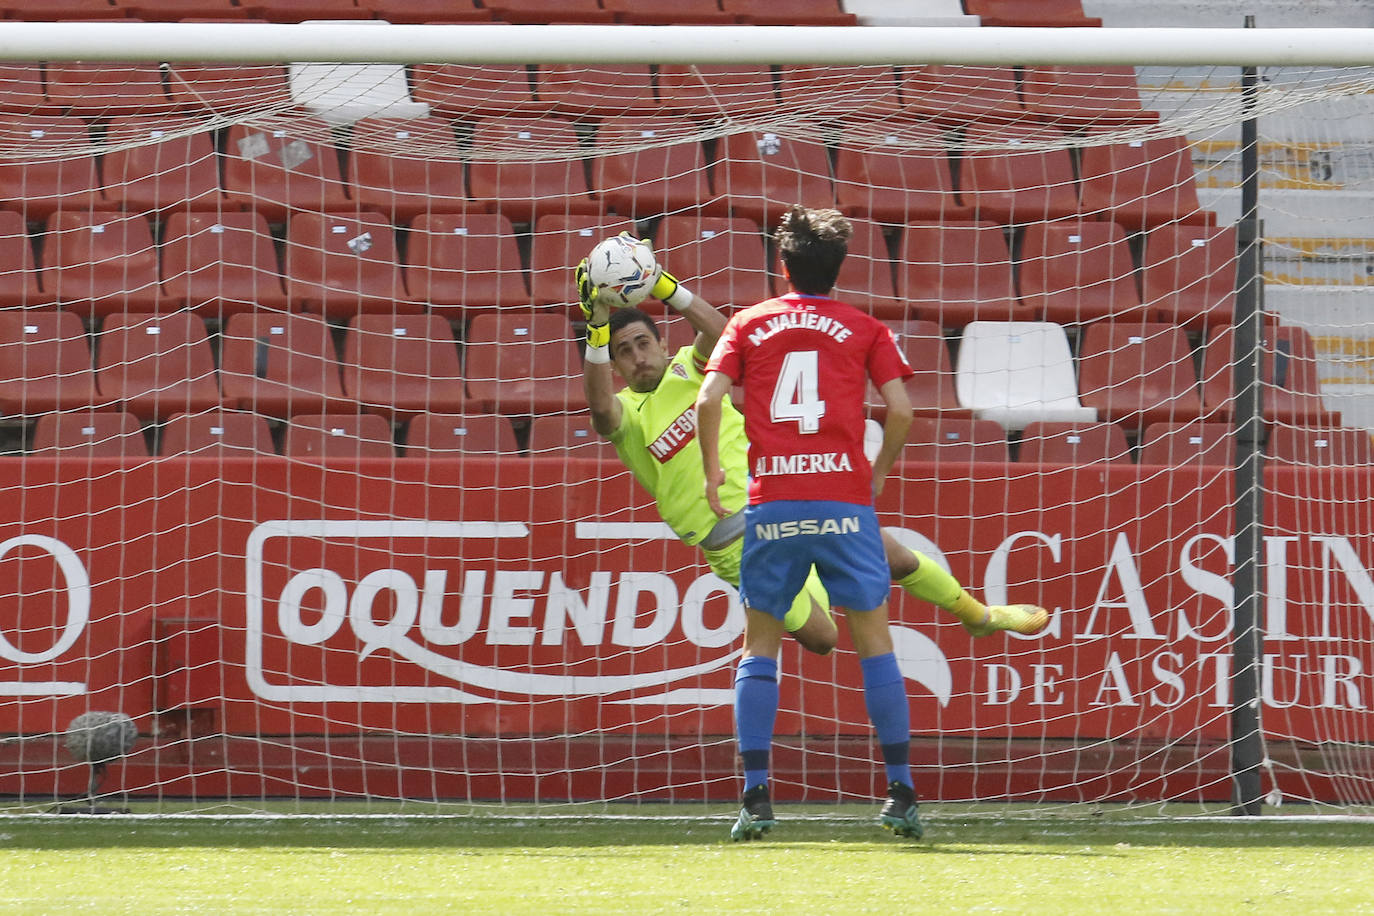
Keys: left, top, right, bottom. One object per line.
{"left": 903, "top": 416, "right": 1009, "bottom": 464}
{"left": 1142, "top": 223, "right": 1238, "bottom": 330}
{"left": 483, "top": 0, "right": 615, "bottom": 23}
{"left": 1078, "top": 136, "right": 1213, "bottom": 232}
{"left": 219, "top": 311, "right": 354, "bottom": 418}
{"left": 1018, "top": 420, "right": 1131, "bottom": 465}
{"left": 655, "top": 215, "right": 771, "bottom": 310}
{"left": 0, "top": 209, "right": 49, "bottom": 307}
{"left": 222, "top": 116, "right": 352, "bottom": 220}
{"left": 406, "top": 213, "right": 529, "bottom": 315}
{"left": 101, "top": 115, "right": 222, "bottom": 213}
{"left": 0, "top": 310, "right": 101, "bottom": 415}
{"left": 527, "top": 214, "right": 636, "bottom": 308}
{"left": 0, "top": 114, "right": 103, "bottom": 219}
{"left": 341, "top": 313, "right": 465, "bottom": 420}
{"left": 239, "top": 0, "right": 371, "bottom": 20}
{"left": 1200, "top": 323, "right": 1339, "bottom": 426}
{"left": 899, "top": 66, "right": 1022, "bottom": 126}
{"left": 535, "top": 65, "right": 658, "bottom": 119}
{"left": 0, "top": 65, "right": 54, "bottom": 112}
{"left": 115, "top": 0, "right": 248, "bottom": 19}
{"left": 160, "top": 409, "right": 276, "bottom": 457}
{"left": 160, "top": 211, "right": 288, "bottom": 316}
{"left": 95, "top": 312, "right": 224, "bottom": 421}
{"left": 526, "top": 413, "right": 617, "bottom": 458}
{"left": 1021, "top": 66, "right": 1159, "bottom": 131}
{"left": 866, "top": 319, "right": 969, "bottom": 421}
{"left": 592, "top": 116, "right": 712, "bottom": 221}
{"left": 463, "top": 311, "right": 583, "bottom": 417}
{"left": 44, "top": 62, "right": 171, "bottom": 115}
{"left": 284, "top": 413, "right": 396, "bottom": 459}
{"left": 360, "top": 0, "right": 491, "bottom": 22}
{"left": 715, "top": 131, "right": 835, "bottom": 228}
{"left": 402, "top": 411, "right": 519, "bottom": 456}
{"left": 720, "top": 0, "right": 856, "bottom": 26}
{"left": 656, "top": 65, "right": 777, "bottom": 123}
{"left": 42, "top": 211, "right": 161, "bottom": 317}
{"left": 0, "top": 0, "right": 127, "bottom": 18}
{"left": 963, "top": 0, "right": 1101, "bottom": 26}
{"left": 409, "top": 64, "right": 540, "bottom": 118}
{"left": 1268, "top": 426, "right": 1374, "bottom": 467}
{"left": 777, "top": 66, "right": 901, "bottom": 126}
{"left": 284, "top": 211, "right": 414, "bottom": 318}
{"left": 467, "top": 116, "right": 600, "bottom": 224}
{"left": 958, "top": 129, "right": 1080, "bottom": 225}
{"left": 1137, "top": 420, "right": 1235, "bottom": 466}
{"left": 896, "top": 221, "right": 1025, "bottom": 327}
{"left": 349, "top": 116, "right": 469, "bottom": 221}
{"left": 1017, "top": 219, "right": 1144, "bottom": 325}
{"left": 31, "top": 411, "right": 149, "bottom": 458}
{"left": 1077, "top": 321, "right": 1203, "bottom": 431}
{"left": 600, "top": 0, "right": 736, "bottom": 24}
{"left": 834, "top": 142, "right": 970, "bottom": 225}
{"left": 164, "top": 64, "right": 292, "bottom": 115}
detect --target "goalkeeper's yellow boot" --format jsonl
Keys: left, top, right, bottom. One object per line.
{"left": 730, "top": 784, "right": 776, "bottom": 841}
{"left": 963, "top": 604, "right": 1050, "bottom": 638}
{"left": 879, "top": 780, "right": 923, "bottom": 839}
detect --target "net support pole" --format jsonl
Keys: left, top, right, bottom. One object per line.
{"left": 1230, "top": 14, "right": 1266, "bottom": 817}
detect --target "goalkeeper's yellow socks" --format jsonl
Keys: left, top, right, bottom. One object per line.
{"left": 895, "top": 550, "right": 1050, "bottom": 637}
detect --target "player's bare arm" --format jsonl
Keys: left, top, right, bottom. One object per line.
{"left": 696, "top": 369, "right": 734, "bottom": 519}
{"left": 872, "top": 377, "right": 912, "bottom": 497}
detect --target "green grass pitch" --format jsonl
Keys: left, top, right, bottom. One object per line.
{"left": 2, "top": 807, "right": 1373, "bottom": 915}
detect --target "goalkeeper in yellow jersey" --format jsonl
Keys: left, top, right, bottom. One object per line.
{"left": 577, "top": 243, "right": 1048, "bottom": 655}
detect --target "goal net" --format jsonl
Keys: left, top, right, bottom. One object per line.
{"left": 1, "top": 25, "right": 1372, "bottom": 815}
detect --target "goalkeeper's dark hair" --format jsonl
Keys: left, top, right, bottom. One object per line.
{"left": 608, "top": 307, "right": 659, "bottom": 341}
{"left": 774, "top": 205, "right": 852, "bottom": 295}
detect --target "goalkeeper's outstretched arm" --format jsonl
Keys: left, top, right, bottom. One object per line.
{"left": 651, "top": 267, "right": 727, "bottom": 363}
{"left": 577, "top": 258, "right": 622, "bottom": 437}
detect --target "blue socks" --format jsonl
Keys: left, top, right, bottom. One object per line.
{"left": 735, "top": 655, "right": 778, "bottom": 790}
{"left": 861, "top": 652, "right": 913, "bottom": 789}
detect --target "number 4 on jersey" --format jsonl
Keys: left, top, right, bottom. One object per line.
{"left": 769, "top": 350, "right": 826, "bottom": 433}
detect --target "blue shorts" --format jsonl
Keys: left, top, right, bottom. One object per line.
{"left": 739, "top": 500, "right": 890, "bottom": 618}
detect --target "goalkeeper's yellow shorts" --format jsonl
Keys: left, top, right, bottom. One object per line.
{"left": 701, "top": 536, "right": 830, "bottom": 633}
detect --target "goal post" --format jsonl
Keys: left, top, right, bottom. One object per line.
{"left": 0, "top": 23, "right": 1371, "bottom": 816}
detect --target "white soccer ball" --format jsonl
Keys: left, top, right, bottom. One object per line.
{"left": 585, "top": 234, "right": 658, "bottom": 309}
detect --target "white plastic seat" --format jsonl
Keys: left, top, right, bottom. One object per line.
{"left": 954, "top": 320, "right": 1096, "bottom": 431}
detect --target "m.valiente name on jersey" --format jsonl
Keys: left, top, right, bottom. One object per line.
{"left": 754, "top": 451, "right": 854, "bottom": 476}
{"left": 746, "top": 310, "right": 853, "bottom": 346}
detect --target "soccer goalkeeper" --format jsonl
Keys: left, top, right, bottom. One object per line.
{"left": 577, "top": 242, "right": 1048, "bottom": 656}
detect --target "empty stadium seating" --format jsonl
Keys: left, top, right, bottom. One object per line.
{"left": 95, "top": 312, "right": 224, "bottom": 421}
{"left": 42, "top": 211, "right": 161, "bottom": 316}
{"left": 101, "top": 115, "right": 223, "bottom": 213}
{"left": 408, "top": 64, "right": 540, "bottom": 118}
{"left": 463, "top": 311, "right": 582, "bottom": 416}
{"left": 466, "top": 116, "right": 599, "bottom": 224}
{"left": 44, "top": 62, "right": 170, "bottom": 115}
{"left": 714, "top": 131, "right": 835, "bottom": 228}
{"left": 526, "top": 413, "right": 616, "bottom": 457}
{"left": 777, "top": 66, "right": 901, "bottom": 124}
{"left": 897, "top": 221, "right": 1025, "bottom": 326}
{"left": 866, "top": 319, "right": 968, "bottom": 420}
{"left": 115, "top": 0, "right": 248, "bottom": 20}
{"left": 1199, "top": 323, "right": 1339, "bottom": 426}
{"left": 160, "top": 409, "right": 276, "bottom": 457}
{"left": 483, "top": 0, "right": 615, "bottom": 23}
{"left": 536, "top": 65, "right": 658, "bottom": 120}
{"left": 360, "top": 0, "right": 492, "bottom": 22}
{"left": 1020, "top": 66, "right": 1159, "bottom": 130}
{"left": 402, "top": 412, "right": 519, "bottom": 456}
{"left": 904, "top": 416, "right": 1009, "bottom": 464}
{"left": 898, "top": 66, "right": 1022, "bottom": 125}
{"left": 0, "top": 209, "right": 49, "bottom": 307}
{"left": 655, "top": 215, "right": 771, "bottom": 310}
{"left": 284, "top": 211, "right": 414, "bottom": 317}
{"left": 1017, "top": 219, "right": 1144, "bottom": 325}
{"left": 1018, "top": 420, "right": 1131, "bottom": 465}
{"left": 341, "top": 313, "right": 465, "bottom": 419}
{"left": 834, "top": 142, "right": 970, "bottom": 224}
{"left": 349, "top": 116, "right": 470, "bottom": 220}
{"left": 222, "top": 116, "right": 352, "bottom": 219}
{"left": 159, "top": 211, "right": 289, "bottom": 315}
{"left": 164, "top": 64, "right": 293, "bottom": 114}
{"left": 600, "top": 0, "right": 736, "bottom": 25}
{"left": 955, "top": 320, "right": 1096, "bottom": 431}
{"left": 0, "top": 0, "right": 127, "bottom": 18}
{"left": 1077, "top": 322, "right": 1203, "bottom": 431}
{"left": 1078, "top": 136, "right": 1212, "bottom": 231}
{"left": 284, "top": 413, "right": 396, "bottom": 459}
{"left": 963, "top": 0, "right": 1100, "bottom": 27}
{"left": 959, "top": 130, "right": 1080, "bottom": 225}
{"left": 405, "top": 213, "right": 530, "bottom": 314}
{"left": 1137, "top": 420, "right": 1235, "bottom": 466}
{"left": 720, "top": 0, "right": 856, "bottom": 26}
{"left": 655, "top": 65, "right": 778, "bottom": 123}
{"left": 1267, "top": 426, "right": 1374, "bottom": 467}
{"left": 592, "top": 116, "right": 712, "bottom": 221}
{"left": 0, "top": 114, "right": 103, "bottom": 218}
{"left": 31, "top": 411, "right": 149, "bottom": 458}
{"left": 218, "top": 311, "right": 354, "bottom": 417}
{"left": 0, "top": 310, "right": 101, "bottom": 415}
{"left": 1142, "top": 223, "right": 1239, "bottom": 329}
{"left": 0, "top": 64, "right": 50, "bottom": 112}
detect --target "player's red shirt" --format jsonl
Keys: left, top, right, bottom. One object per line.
{"left": 706, "top": 292, "right": 913, "bottom": 505}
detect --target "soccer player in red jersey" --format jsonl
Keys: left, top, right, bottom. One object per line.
{"left": 697, "top": 206, "right": 933, "bottom": 841}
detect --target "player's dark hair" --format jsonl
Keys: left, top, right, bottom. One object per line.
{"left": 774, "top": 205, "right": 852, "bottom": 295}
{"left": 608, "top": 307, "right": 660, "bottom": 340}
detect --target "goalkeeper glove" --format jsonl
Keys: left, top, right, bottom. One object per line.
{"left": 576, "top": 258, "right": 612, "bottom": 360}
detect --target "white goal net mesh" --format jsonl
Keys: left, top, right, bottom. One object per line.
{"left": 1, "top": 44, "right": 1372, "bottom": 815}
